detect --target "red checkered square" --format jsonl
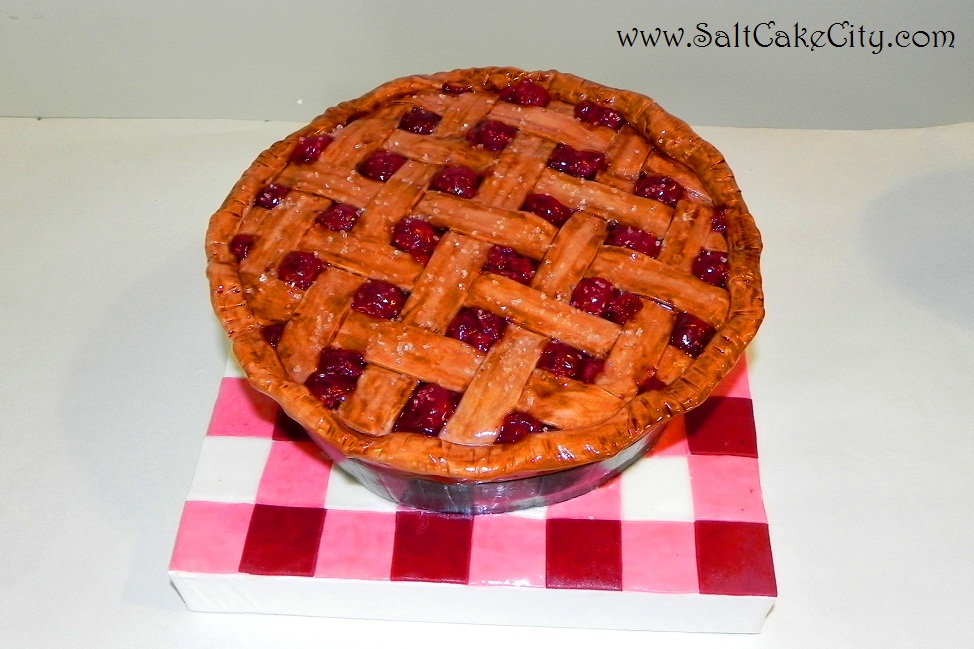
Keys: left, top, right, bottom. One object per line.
{"left": 685, "top": 397, "right": 758, "bottom": 457}
{"left": 272, "top": 410, "right": 313, "bottom": 441}
{"left": 695, "top": 520, "right": 777, "bottom": 596}
{"left": 390, "top": 511, "right": 474, "bottom": 584}
{"left": 546, "top": 518, "right": 623, "bottom": 591}
{"left": 238, "top": 504, "right": 326, "bottom": 576}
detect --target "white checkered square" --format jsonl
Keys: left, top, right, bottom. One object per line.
{"left": 506, "top": 504, "right": 549, "bottom": 520}
{"left": 324, "top": 465, "right": 400, "bottom": 512}
{"left": 185, "top": 436, "right": 272, "bottom": 503}
{"left": 619, "top": 455, "right": 694, "bottom": 522}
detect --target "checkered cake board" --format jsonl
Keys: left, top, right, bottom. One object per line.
{"left": 169, "top": 356, "right": 775, "bottom": 632}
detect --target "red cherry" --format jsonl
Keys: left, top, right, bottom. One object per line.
{"left": 229, "top": 234, "right": 255, "bottom": 261}
{"left": 670, "top": 312, "right": 716, "bottom": 358}
{"left": 290, "top": 134, "right": 333, "bottom": 163}
{"left": 314, "top": 203, "right": 360, "bottom": 232}
{"left": 351, "top": 280, "right": 407, "bottom": 320}
{"left": 606, "top": 291, "right": 643, "bottom": 325}
{"left": 693, "top": 250, "right": 729, "bottom": 288}
{"left": 635, "top": 174, "right": 683, "bottom": 207}
{"left": 538, "top": 341, "right": 586, "bottom": 379}
{"left": 442, "top": 83, "right": 472, "bottom": 95}
{"left": 570, "top": 277, "right": 615, "bottom": 317}
{"left": 495, "top": 411, "right": 547, "bottom": 444}
{"left": 305, "top": 348, "right": 365, "bottom": 407}
{"left": 431, "top": 165, "right": 480, "bottom": 199}
{"left": 637, "top": 372, "right": 667, "bottom": 394}
{"left": 357, "top": 150, "right": 406, "bottom": 181}
{"left": 254, "top": 183, "right": 289, "bottom": 209}
{"left": 305, "top": 372, "right": 358, "bottom": 409}
{"left": 393, "top": 383, "right": 461, "bottom": 437}
{"left": 392, "top": 217, "right": 439, "bottom": 264}
{"left": 577, "top": 357, "right": 605, "bottom": 384}
{"left": 548, "top": 144, "right": 606, "bottom": 180}
{"left": 483, "top": 246, "right": 536, "bottom": 285}
{"left": 521, "top": 193, "right": 573, "bottom": 227}
{"left": 398, "top": 107, "right": 441, "bottom": 135}
{"left": 606, "top": 223, "right": 661, "bottom": 258}
{"left": 277, "top": 251, "right": 323, "bottom": 290}
{"left": 261, "top": 322, "right": 285, "bottom": 348}
{"left": 499, "top": 79, "right": 550, "bottom": 106}
{"left": 574, "top": 100, "right": 625, "bottom": 130}
{"left": 446, "top": 307, "right": 507, "bottom": 352}
{"left": 467, "top": 119, "right": 518, "bottom": 152}
{"left": 316, "top": 348, "right": 365, "bottom": 379}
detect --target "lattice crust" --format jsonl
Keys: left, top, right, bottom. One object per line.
{"left": 206, "top": 68, "right": 763, "bottom": 480}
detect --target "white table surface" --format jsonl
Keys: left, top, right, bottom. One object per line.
{"left": 1, "top": 116, "right": 972, "bottom": 648}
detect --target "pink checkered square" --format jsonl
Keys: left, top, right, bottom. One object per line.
{"left": 689, "top": 455, "right": 768, "bottom": 523}
{"left": 545, "top": 475, "right": 622, "bottom": 520}
{"left": 621, "top": 520, "right": 699, "bottom": 593}
{"left": 651, "top": 417, "right": 690, "bottom": 458}
{"left": 315, "top": 510, "right": 397, "bottom": 580}
{"left": 710, "top": 357, "right": 751, "bottom": 399}
{"left": 170, "top": 501, "right": 254, "bottom": 573}
{"left": 468, "top": 515, "right": 547, "bottom": 587}
{"left": 206, "top": 378, "right": 278, "bottom": 438}
{"left": 256, "top": 440, "right": 333, "bottom": 508}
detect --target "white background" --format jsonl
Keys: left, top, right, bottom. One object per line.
{"left": 1, "top": 0, "right": 972, "bottom": 128}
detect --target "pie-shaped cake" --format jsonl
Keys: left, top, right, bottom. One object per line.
{"left": 206, "top": 68, "right": 763, "bottom": 513}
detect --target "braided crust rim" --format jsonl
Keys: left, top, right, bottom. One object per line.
{"left": 205, "top": 67, "right": 764, "bottom": 481}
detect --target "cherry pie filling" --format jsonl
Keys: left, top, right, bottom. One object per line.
{"left": 217, "top": 71, "right": 749, "bottom": 451}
